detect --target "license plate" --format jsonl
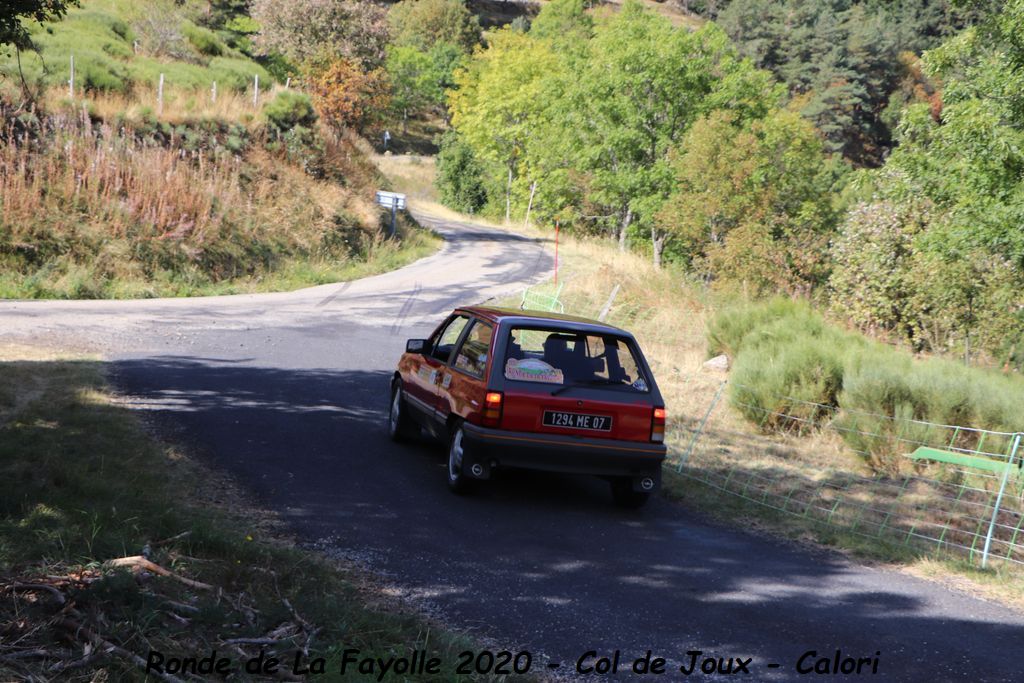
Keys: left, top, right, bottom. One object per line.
{"left": 543, "top": 410, "right": 613, "bottom": 432}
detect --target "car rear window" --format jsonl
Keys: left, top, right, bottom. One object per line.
{"left": 503, "top": 327, "right": 650, "bottom": 392}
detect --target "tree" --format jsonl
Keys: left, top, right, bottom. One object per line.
{"left": 305, "top": 57, "right": 390, "bottom": 132}
{"left": 828, "top": 200, "right": 929, "bottom": 339}
{"left": 656, "top": 109, "right": 838, "bottom": 291}
{"left": 449, "top": 29, "right": 559, "bottom": 221}
{"left": 564, "top": 5, "right": 781, "bottom": 261}
{"left": 251, "top": 0, "right": 389, "bottom": 68}
{"left": 530, "top": 0, "right": 594, "bottom": 50}
{"left": 386, "top": 46, "right": 437, "bottom": 131}
{"left": 388, "top": 0, "right": 481, "bottom": 53}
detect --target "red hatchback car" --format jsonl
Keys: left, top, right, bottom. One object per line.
{"left": 389, "top": 306, "right": 667, "bottom": 507}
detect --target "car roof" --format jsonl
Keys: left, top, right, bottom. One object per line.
{"left": 457, "top": 305, "right": 633, "bottom": 337}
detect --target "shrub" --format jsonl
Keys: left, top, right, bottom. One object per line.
{"left": 706, "top": 297, "right": 815, "bottom": 358}
{"left": 436, "top": 130, "right": 487, "bottom": 214}
{"left": 713, "top": 299, "right": 1024, "bottom": 472}
{"left": 729, "top": 318, "right": 849, "bottom": 430}
{"left": 183, "top": 23, "right": 225, "bottom": 57}
{"left": 263, "top": 91, "right": 317, "bottom": 134}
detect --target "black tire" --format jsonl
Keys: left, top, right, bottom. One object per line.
{"left": 611, "top": 478, "right": 650, "bottom": 509}
{"left": 446, "top": 422, "right": 474, "bottom": 495}
{"left": 387, "top": 382, "right": 419, "bottom": 442}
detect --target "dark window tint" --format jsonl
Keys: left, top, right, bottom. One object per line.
{"left": 504, "top": 327, "right": 649, "bottom": 391}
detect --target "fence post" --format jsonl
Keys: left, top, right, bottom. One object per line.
{"left": 68, "top": 54, "right": 74, "bottom": 98}
{"left": 158, "top": 73, "right": 164, "bottom": 115}
{"left": 678, "top": 380, "right": 726, "bottom": 471}
{"left": 981, "top": 432, "right": 1021, "bottom": 568}
{"left": 253, "top": 74, "right": 259, "bottom": 108}
{"left": 211, "top": 81, "right": 217, "bottom": 103}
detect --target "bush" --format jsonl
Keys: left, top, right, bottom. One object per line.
{"left": 436, "top": 131, "right": 487, "bottom": 214}
{"left": 263, "top": 91, "right": 317, "bottom": 134}
{"left": 713, "top": 299, "right": 1024, "bottom": 471}
{"left": 729, "top": 317, "right": 849, "bottom": 430}
{"left": 183, "top": 23, "right": 225, "bottom": 57}
{"left": 706, "top": 297, "right": 817, "bottom": 358}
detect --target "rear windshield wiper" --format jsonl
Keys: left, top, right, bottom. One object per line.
{"left": 550, "top": 378, "right": 620, "bottom": 396}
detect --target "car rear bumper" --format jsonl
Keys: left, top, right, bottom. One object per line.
{"left": 461, "top": 422, "right": 667, "bottom": 490}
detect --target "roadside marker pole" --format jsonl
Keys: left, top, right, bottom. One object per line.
{"left": 158, "top": 73, "right": 164, "bottom": 115}
{"left": 69, "top": 55, "right": 74, "bottom": 98}
{"left": 981, "top": 432, "right": 1021, "bottom": 568}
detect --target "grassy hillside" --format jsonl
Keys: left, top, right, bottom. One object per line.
{"left": 1, "top": 0, "right": 272, "bottom": 95}
{"left": 0, "top": 0, "right": 436, "bottom": 299}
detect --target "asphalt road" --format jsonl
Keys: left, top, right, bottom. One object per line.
{"left": 3, "top": 212, "right": 1023, "bottom": 682}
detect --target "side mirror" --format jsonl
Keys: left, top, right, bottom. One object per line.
{"left": 406, "top": 339, "right": 427, "bottom": 353}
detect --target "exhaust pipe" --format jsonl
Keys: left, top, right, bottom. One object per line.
{"left": 470, "top": 463, "right": 484, "bottom": 477}
{"left": 640, "top": 477, "right": 655, "bottom": 491}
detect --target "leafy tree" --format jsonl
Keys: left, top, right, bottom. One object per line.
{"left": 388, "top": 0, "right": 481, "bottom": 53}
{"left": 656, "top": 109, "right": 839, "bottom": 291}
{"left": 828, "top": 200, "right": 929, "bottom": 339}
{"left": 563, "top": 6, "right": 781, "bottom": 262}
{"left": 852, "top": 0, "right": 1024, "bottom": 363}
{"left": 305, "top": 57, "right": 390, "bottom": 132}
{"left": 251, "top": 0, "right": 389, "bottom": 68}
{"left": 386, "top": 45, "right": 437, "bottom": 130}
{"left": 449, "top": 29, "right": 558, "bottom": 221}
{"left": 530, "top": 0, "right": 594, "bottom": 50}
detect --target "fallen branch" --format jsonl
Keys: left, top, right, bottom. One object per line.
{"left": 57, "top": 618, "right": 188, "bottom": 683}
{"left": 106, "top": 556, "right": 213, "bottom": 591}
{"left": 220, "top": 637, "right": 285, "bottom": 647}
{"left": 7, "top": 582, "right": 67, "bottom": 605}
{"left": 152, "top": 531, "right": 192, "bottom": 547}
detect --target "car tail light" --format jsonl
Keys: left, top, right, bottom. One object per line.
{"left": 483, "top": 391, "right": 503, "bottom": 427}
{"left": 651, "top": 407, "right": 666, "bottom": 443}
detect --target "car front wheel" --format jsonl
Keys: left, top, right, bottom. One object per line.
{"left": 447, "top": 423, "right": 474, "bottom": 494}
{"left": 388, "top": 382, "right": 418, "bottom": 441}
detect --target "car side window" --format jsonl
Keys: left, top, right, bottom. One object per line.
{"left": 453, "top": 320, "right": 493, "bottom": 379}
{"left": 431, "top": 315, "right": 470, "bottom": 363}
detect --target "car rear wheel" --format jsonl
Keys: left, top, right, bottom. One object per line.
{"left": 388, "top": 382, "right": 419, "bottom": 442}
{"left": 447, "top": 423, "right": 474, "bottom": 494}
{"left": 611, "top": 478, "right": 650, "bottom": 509}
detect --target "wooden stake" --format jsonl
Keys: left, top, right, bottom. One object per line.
{"left": 211, "top": 80, "right": 217, "bottom": 103}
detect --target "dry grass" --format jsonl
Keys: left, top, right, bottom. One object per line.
{"left": 37, "top": 84, "right": 282, "bottom": 126}
{"left": 0, "top": 94, "right": 435, "bottom": 298}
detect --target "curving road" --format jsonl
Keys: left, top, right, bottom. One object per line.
{"left": 2, "top": 211, "right": 1023, "bottom": 682}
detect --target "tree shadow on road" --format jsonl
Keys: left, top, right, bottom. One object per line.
{"left": 109, "top": 355, "right": 1024, "bottom": 682}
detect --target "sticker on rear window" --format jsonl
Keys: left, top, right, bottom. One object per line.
{"left": 505, "top": 358, "right": 564, "bottom": 384}
{"left": 632, "top": 378, "right": 648, "bottom": 392}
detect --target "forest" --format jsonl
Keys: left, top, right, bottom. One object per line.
{"left": 436, "top": 0, "right": 1024, "bottom": 371}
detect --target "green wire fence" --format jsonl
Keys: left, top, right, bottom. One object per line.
{"left": 667, "top": 380, "right": 1024, "bottom": 568}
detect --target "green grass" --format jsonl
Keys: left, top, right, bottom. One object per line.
{"left": 0, "top": 227, "right": 440, "bottom": 299}
{"left": 0, "top": 348, "right": 529, "bottom": 681}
